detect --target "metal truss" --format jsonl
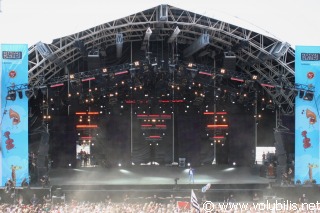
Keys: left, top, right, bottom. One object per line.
{"left": 27, "top": 4, "right": 296, "bottom": 114}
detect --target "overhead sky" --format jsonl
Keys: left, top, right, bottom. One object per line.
{"left": 0, "top": 0, "right": 319, "bottom": 48}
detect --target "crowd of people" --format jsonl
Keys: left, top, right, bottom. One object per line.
{"left": 0, "top": 190, "right": 313, "bottom": 213}
{"left": 0, "top": 197, "right": 316, "bottom": 212}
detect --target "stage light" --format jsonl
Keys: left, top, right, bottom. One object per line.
{"left": 25, "top": 89, "right": 32, "bottom": 98}
{"left": 134, "top": 61, "right": 140, "bottom": 66}
{"left": 303, "top": 90, "right": 314, "bottom": 101}
{"left": 17, "top": 90, "right": 23, "bottom": 99}
{"left": 252, "top": 75, "right": 258, "bottom": 80}
{"left": 6, "top": 90, "right": 16, "bottom": 101}
{"left": 299, "top": 90, "right": 305, "bottom": 99}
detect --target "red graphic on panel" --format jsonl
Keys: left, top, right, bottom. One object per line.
{"left": 306, "top": 109, "right": 317, "bottom": 125}
{"left": 8, "top": 70, "right": 17, "bottom": 78}
{"left": 9, "top": 109, "right": 20, "bottom": 126}
{"left": 307, "top": 71, "right": 314, "bottom": 79}
{"left": 4, "top": 131, "right": 15, "bottom": 150}
{"left": 301, "top": 130, "right": 311, "bottom": 150}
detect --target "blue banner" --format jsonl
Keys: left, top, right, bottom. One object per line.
{"left": 0, "top": 44, "right": 29, "bottom": 187}
{"left": 295, "top": 46, "right": 320, "bottom": 184}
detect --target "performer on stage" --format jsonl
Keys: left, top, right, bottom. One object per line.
{"left": 188, "top": 167, "right": 195, "bottom": 184}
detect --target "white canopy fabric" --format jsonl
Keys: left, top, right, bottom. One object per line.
{"left": 0, "top": 0, "right": 319, "bottom": 47}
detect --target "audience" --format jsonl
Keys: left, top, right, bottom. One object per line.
{"left": 0, "top": 193, "right": 315, "bottom": 212}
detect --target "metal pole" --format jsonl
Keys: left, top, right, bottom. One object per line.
{"left": 130, "top": 41, "right": 133, "bottom": 161}
{"left": 172, "top": 40, "right": 177, "bottom": 163}
{"left": 213, "top": 102, "right": 216, "bottom": 164}
{"left": 212, "top": 59, "right": 217, "bottom": 164}
{"left": 254, "top": 90, "right": 258, "bottom": 163}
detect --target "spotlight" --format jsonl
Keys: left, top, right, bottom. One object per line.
{"left": 134, "top": 61, "right": 140, "bottom": 66}
{"left": 6, "top": 90, "right": 16, "bottom": 101}
{"left": 17, "top": 90, "right": 23, "bottom": 99}
{"left": 303, "top": 90, "right": 314, "bottom": 101}
{"left": 252, "top": 75, "right": 258, "bottom": 80}
{"left": 25, "top": 89, "right": 32, "bottom": 98}
{"left": 188, "top": 63, "right": 194, "bottom": 68}
{"left": 299, "top": 90, "right": 305, "bottom": 99}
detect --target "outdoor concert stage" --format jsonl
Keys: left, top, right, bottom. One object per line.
{"left": 1, "top": 165, "right": 320, "bottom": 204}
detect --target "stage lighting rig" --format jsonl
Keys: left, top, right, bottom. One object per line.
{"left": 6, "top": 90, "right": 16, "bottom": 101}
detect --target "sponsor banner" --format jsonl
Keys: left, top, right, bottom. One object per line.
{"left": 295, "top": 46, "right": 320, "bottom": 184}
{"left": 0, "top": 44, "right": 29, "bottom": 187}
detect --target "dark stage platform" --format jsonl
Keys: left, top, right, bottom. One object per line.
{"left": 48, "top": 164, "right": 271, "bottom": 186}
{"left": 1, "top": 165, "right": 319, "bottom": 204}
{"left": 42, "top": 165, "right": 275, "bottom": 202}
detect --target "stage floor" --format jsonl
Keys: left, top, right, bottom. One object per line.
{"left": 48, "top": 164, "right": 272, "bottom": 186}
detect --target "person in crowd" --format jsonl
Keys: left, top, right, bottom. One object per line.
{"left": 299, "top": 193, "right": 308, "bottom": 204}
{"left": 30, "top": 193, "right": 39, "bottom": 206}
{"left": 226, "top": 194, "right": 236, "bottom": 203}
{"left": 43, "top": 194, "right": 51, "bottom": 205}
{"left": 252, "top": 192, "right": 260, "bottom": 203}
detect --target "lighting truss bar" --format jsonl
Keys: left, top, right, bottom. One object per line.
{"left": 230, "top": 77, "right": 244, "bottom": 82}
{"left": 88, "top": 112, "right": 99, "bottom": 115}
{"left": 145, "top": 135, "right": 162, "bottom": 140}
{"left": 137, "top": 114, "right": 172, "bottom": 119}
{"left": 141, "top": 124, "right": 152, "bottom": 127}
{"left": 206, "top": 124, "right": 228, "bottom": 128}
{"left": 76, "top": 112, "right": 99, "bottom": 115}
{"left": 198, "top": 71, "right": 212, "bottom": 76}
{"left": 149, "top": 135, "right": 161, "bottom": 138}
{"left": 76, "top": 125, "right": 98, "bottom": 128}
{"left": 125, "top": 100, "right": 136, "bottom": 104}
{"left": 211, "top": 136, "right": 225, "bottom": 139}
{"left": 81, "top": 77, "right": 95, "bottom": 82}
{"left": 141, "top": 124, "right": 167, "bottom": 129}
{"left": 146, "top": 138, "right": 162, "bottom": 141}
{"left": 76, "top": 112, "right": 87, "bottom": 115}
{"left": 81, "top": 136, "right": 92, "bottom": 139}
{"left": 260, "top": 83, "right": 275, "bottom": 88}
{"left": 158, "top": 100, "right": 184, "bottom": 103}
{"left": 155, "top": 124, "right": 166, "bottom": 129}
{"left": 203, "top": 112, "right": 227, "bottom": 115}
{"left": 114, "top": 70, "right": 128, "bottom": 76}
{"left": 50, "top": 83, "right": 64, "bottom": 88}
